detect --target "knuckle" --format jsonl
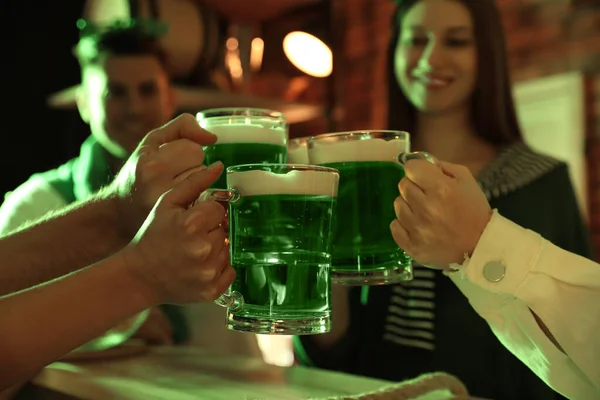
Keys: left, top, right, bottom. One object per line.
{"left": 403, "top": 161, "right": 416, "bottom": 175}
{"left": 180, "top": 113, "right": 196, "bottom": 123}
{"left": 183, "top": 211, "right": 204, "bottom": 234}
{"left": 217, "top": 246, "right": 230, "bottom": 264}
{"left": 214, "top": 231, "right": 228, "bottom": 249}
{"left": 219, "top": 266, "right": 236, "bottom": 288}
{"left": 398, "top": 177, "right": 408, "bottom": 192}
{"left": 428, "top": 205, "right": 444, "bottom": 222}
{"left": 177, "top": 138, "right": 201, "bottom": 158}
{"left": 190, "top": 240, "right": 212, "bottom": 260}
{"left": 205, "top": 200, "right": 226, "bottom": 220}
{"left": 197, "top": 266, "right": 218, "bottom": 282}
{"left": 189, "top": 142, "right": 205, "bottom": 158}
{"left": 198, "top": 287, "right": 219, "bottom": 302}
{"left": 138, "top": 158, "right": 163, "bottom": 183}
{"left": 393, "top": 196, "right": 403, "bottom": 213}
{"left": 397, "top": 201, "right": 411, "bottom": 221}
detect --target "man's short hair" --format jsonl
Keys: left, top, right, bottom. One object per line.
{"left": 74, "top": 22, "right": 168, "bottom": 71}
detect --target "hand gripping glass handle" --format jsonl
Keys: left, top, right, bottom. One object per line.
{"left": 197, "top": 188, "right": 244, "bottom": 312}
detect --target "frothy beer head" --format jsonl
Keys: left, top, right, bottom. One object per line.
{"left": 202, "top": 123, "right": 287, "bottom": 146}
{"left": 288, "top": 137, "right": 309, "bottom": 164}
{"left": 308, "top": 132, "right": 409, "bottom": 164}
{"left": 227, "top": 167, "right": 339, "bottom": 197}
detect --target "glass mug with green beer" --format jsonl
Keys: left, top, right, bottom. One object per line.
{"left": 197, "top": 108, "right": 288, "bottom": 188}
{"left": 307, "top": 130, "right": 412, "bottom": 285}
{"left": 200, "top": 163, "right": 339, "bottom": 335}
{"left": 287, "top": 137, "right": 309, "bottom": 164}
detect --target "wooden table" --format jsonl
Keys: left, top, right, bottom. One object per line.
{"left": 26, "top": 346, "right": 391, "bottom": 400}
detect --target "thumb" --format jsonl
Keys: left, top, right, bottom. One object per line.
{"left": 438, "top": 161, "right": 472, "bottom": 180}
{"left": 163, "top": 162, "right": 224, "bottom": 207}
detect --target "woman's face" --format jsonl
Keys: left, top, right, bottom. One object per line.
{"left": 394, "top": 0, "right": 477, "bottom": 115}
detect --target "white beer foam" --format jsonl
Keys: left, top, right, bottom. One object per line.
{"left": 309, "top": 138, "right": 408, "bottom": 164}
{"left": 288, "top": 145, "right": 309, "bottom": 164}
{"left": 205, "top": 124, "right": 287, "bottom": 146}
{"left": 227, "top": 169, "right": 338, "bottom": 197}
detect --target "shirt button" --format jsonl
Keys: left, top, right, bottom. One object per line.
{"left": 483, "top": 261, "right": 506, "bottom": 282}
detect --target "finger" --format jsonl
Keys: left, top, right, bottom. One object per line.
{"left": 198, "top": 263, "right": 236, "bottom": 302}
{"left": 393, "top": 196, "right": 403, "bottom": 220}
{"left": 194, "top": 239, "right": 228, "bottom": 283}
{"left": 140, "top": 113, "right": 217, "bottom": 148}
{"left": 210, "top": 264, "right": 237, "bottom": 300}
{"left": 157, "top": 138, "right": 206, "bottom": 178}
{"left": 403, "top": 159, "right": 447, "bottom": 193}
{"left": 201, "top": 230, "right": 229, "bottom": 265}
{"left": 398, "top": 176, "right": 425, "bottom": 207}
{"left": 163, "top": 162, "right": 224, "bottom": 208}
{"left": 186, "top": 200, "right": 227, "bottom": 232}
{"left": 197, "top": 242, "right": 230, "bottom": 283}
{"left": 438, "top": 161, "right": 472, "bottom": 181}
{"left": 390, "top": 219, "right": 411, "bottom": 250}
{"left": 206, "top": 227, "right": 228, "bottom": 257}
{"left": 393, "top": 195, "right": 417, "bottom": 228}
{"left": 173, "top": 165, "right": 209, "bottom": 185}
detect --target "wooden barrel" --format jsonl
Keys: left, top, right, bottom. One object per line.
{"left": 81, "top": 0, "right": 224, "bottom": 80}
{"left": 48, "top": 0, "right": 324, "bottom": 123}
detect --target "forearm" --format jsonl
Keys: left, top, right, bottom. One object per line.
{"left": 0, "top": 250, "right": 152, "bottom": 389}
{"left": 0, "top": 192, "right": 130, "bottom": 295}
{"left": 450, "top": 211, "right": 600, "bottom": 397}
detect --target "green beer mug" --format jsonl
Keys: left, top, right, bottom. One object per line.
{"left": 307, "top": 130, "right": 412, "bottom": 285}
{"left": 200, "top": 163, "right": 339, "bottom": 335}
{"left": 197, "top": 108, "right": 288, "bottom": 188}
{"left": 287, "top": 137, "right": 310, "bottom": 164}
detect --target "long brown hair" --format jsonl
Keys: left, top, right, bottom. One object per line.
{"left": 387, "top": 0, "right": 522, "bottom": 146}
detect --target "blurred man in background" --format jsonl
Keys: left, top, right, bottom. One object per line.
{"left": 0, "top": 23, "right": 259, "bottom": 357}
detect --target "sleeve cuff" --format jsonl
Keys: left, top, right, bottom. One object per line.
{"left": 449, "top": 210, "right": 544, "bottom": 297}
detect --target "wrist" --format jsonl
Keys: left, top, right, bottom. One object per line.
{"left": 98, "top": 185, "right": 137, "bottom": 242}
{"left": 465, "top": 207, "right": 495, "bottom": 259}
{"left": 445, "top": 208, "right": 496, "bottom": 277}
{"left": 116, "top": 246, "right": 162, "bottom": 309}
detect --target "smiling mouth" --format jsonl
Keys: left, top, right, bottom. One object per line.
{"left": 412, "top": 73, "right": 454, "bottom": 89}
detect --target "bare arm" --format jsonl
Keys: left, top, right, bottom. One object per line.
{"left": 0, "top": 251, "right": 148, "bottom": 388}
{"left": 0, "top": 193, "right": 128, "bottom": 296}
{"left": 0, "top": 165, "right": 234, "bottom": 391}
{"left": 0, "top": 114, "right": 220, "bottom": 297}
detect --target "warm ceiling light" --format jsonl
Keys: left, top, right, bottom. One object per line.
{"left": 283, "top": 31, "right": 333, "bottom": 78}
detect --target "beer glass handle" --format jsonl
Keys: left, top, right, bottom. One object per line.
{"left": 197, "top": 188, "right": 244, "bottom": 312}
{"left": 398, "top": 151, "right": 438, "bottom": 165}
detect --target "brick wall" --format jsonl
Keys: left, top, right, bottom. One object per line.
{"left": 333, "top": 0, "right": 600, "bottom": 257}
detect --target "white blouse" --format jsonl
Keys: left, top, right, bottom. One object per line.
{"left": 448, "top": 211, "right": 600, "bottom": 400}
